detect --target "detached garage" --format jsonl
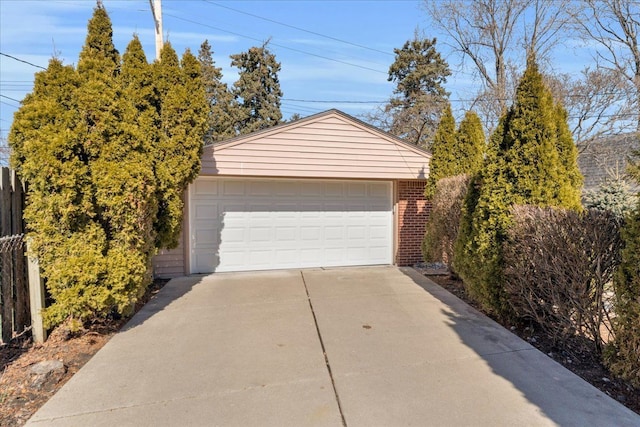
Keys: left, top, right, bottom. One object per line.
{"left": 153, "top": 109, "right": 431, "bottom": 277}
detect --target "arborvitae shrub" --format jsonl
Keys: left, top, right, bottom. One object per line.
{"left": 9, "top": 6, "right": 207, "bottom": 328}
{"left": 422, "top": 174, "right": 469, "bottom": 274}
{"left": 606, "top": 202, "right": 640, "bottom": 387}
{"left": 453, "top": 59, "right": 583, "bottom": 319}
{"left": 425, "top": 107, "right": 485, "bottom": 198}
{"left": 455, "top": 110, "right": 485, "bottom": 176}
{"left": 425, "top": 104, "right": 456, "bottom": 198}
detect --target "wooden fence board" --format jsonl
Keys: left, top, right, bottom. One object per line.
{"left": 0, "top": 169, "right": 13, "bottom": 343}
{"left": 11, "top": 171, "right": 28, "bottom": 330}
{"left": 0, "top": 168, "right": 29, "bottom": 343}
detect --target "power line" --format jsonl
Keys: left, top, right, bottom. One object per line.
{"left": 283, "top": 98, "right": 384, "bottom": 104}
{"left": 163, "top": 12, "right": 388, "bottom": 75}
{"left": 0, "top": 94, "right": 21, "bottom": 103}
{"left": 203, "top": 0, "right": 393, "bottom": 57}
{"left": 0, "top": 52, "right": 46, "bottom": 70}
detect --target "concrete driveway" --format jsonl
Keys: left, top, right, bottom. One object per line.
{"left": 27, "top": 267, "right": 639, "bottom": 426}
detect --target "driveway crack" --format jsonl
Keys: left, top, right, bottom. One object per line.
{"left": 300, "top": 271, "right": 348, "bottom": 427}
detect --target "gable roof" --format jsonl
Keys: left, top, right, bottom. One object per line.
{"left": 200, "top": 109, "right": 430, "bottom": 180}
{"left": 578, "top": 133, "right": 640, "bottom": 190}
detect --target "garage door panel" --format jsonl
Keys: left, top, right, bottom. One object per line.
{"left": 324, "top": 247, "right": 345, "bottom": 263}
{"left": 369, "top": 183, "right": 389, "bottom": 197}
{"left": 324, "top": 226, "right": 344, "bottom": 240}
{"left": 193, "top": 179, "right": 219, "bottom": 196}
{"left": 272, "top": 206, "right": 298, "bottom": 217}
{"left": 222, "top": 180, "right": 246, "bottom": 196}
{"left": 193, "top": 225, "right": 219, "bottom": 247}
{"left": 301, "top": 207, "right": 323, "bottom": 217}
{"left": 324, "top": 183, "right": 344, "bottom": 197}
{"left": 275, "top": 227, "right": 297, "bottom": 241}
{"left": 346, "top": 246, "right": 368, "bottom": 262}
{"left": 194, "top": 203, "right": 217, "bottom": 219}
{"left": 299, "top": 181, "right": 324, "bottom": 196}
{"left": 370, "top": 225, "right": 389, "bottom": 240}
{"left": 190, "top": 178, "right": 392, "bottom": 273}
{"left": 324, "top": 206, "right": 345, "bottom": 216}
{"left": 248, "top": 181, "right": 275, "bottom": 196}
{"left": 369, "top": 246, "right": 390, "bottom": 259}
{"left": 347, "top": 226, "right": 366, "bottom": 240}
{"left": 248, "top": 227, "right": 271, "bottom": 242}
{"left": 274, "top": 181, "right": 300, "bottom": 196}
{"left": 348, "top": 182, "right": 367, "bottom": 197}
{"left": 300, "top": 248, "right": 323, "bottom": 263}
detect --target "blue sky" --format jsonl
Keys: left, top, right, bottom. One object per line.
{"left": 0, "top": 0, "right": 593, "bottom": 143}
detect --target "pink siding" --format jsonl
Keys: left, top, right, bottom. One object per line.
{"left": 152, "top": 237, "right": 185, "bottom": 278}
{"left": 152, "top": 192, "right": 189, "bottom": 279}
{"left": 201, "top": 111, "right": 430, "bottom": 180}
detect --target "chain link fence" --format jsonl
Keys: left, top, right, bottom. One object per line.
{"left": 0, "top": 234, "right": 24, "bottom": 253}
{"left": 0, "top": 233, "right": 29, "bottom": 343}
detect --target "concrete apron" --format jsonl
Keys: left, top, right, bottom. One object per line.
{"left": 27, "top": 266, "right": 640, "bottom": 427}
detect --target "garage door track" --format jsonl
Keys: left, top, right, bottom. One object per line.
{"left": 26, "top": 267, "right": 640, "bottom": 426}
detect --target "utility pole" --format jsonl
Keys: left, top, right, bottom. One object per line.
{"left": 149, "top": 0, "right": 163, "bottom": 61}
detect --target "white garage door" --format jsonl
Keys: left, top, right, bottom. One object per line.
{"left": 189, "top": 177, "right": 393, "bottom": 273}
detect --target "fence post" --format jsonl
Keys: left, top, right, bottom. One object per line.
{"left": 27, "top": 239, "right": 46, "bottom": 343}
{"left": 0, "top": 169, "right": 12, "bottom": 343}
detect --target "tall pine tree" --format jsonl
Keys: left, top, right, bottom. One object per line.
{"left": 230, "top": 41, "right": 283, "bottom": 134}
{"left": 454, "top": 58, "right": 583, "bottom": 317}
{"left": 367, "top": 34, "right": 450, "bottom": 148}
{"left": 198, "top": 40, "right": 235, "bottom": 142}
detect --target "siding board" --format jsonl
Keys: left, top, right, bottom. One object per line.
{"left": 205, "top": 110, "right": 430, "bottom": 179}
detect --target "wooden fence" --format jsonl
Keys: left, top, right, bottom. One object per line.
{"left": 0, "top": 168, "right": 29, "bottom": 344}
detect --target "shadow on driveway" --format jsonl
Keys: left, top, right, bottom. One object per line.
{"left": 401, "top": 267, "right": 640, "bottom": 426}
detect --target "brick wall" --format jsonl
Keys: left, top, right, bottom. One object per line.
{"left": 396, "top": 180, "right": 431, "bottom": 266}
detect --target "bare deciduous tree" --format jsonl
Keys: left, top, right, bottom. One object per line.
{"left": 571, "top": 0, "right": 640, "bottom": 132}
{"left": 424, "top": 0, "right": 568, "bottom": 131}
{"left": 0, "top": 136, "right": 10, "bottom": 166}
{"left": 546, "top": 68, "right": 637, "bottom": 146}
{"left": 423, "top": 0, "right": 570, "bottom": 131}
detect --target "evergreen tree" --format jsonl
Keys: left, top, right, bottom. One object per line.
{"left": 198, "top": 40, "right": 235, "bottom": 142}
{"left": 606, "top": 146, "right": 640, "bottom": 386}
{"left": 230, "top": 41, "right": 283, "bottom": 134}
{"left": 367, "top": 34, "right": 450, "bottom": 148}
{"left": 583, "top": 179, "right": 637, "bottom": 219}
{"left": 425, "top": 104, "right": 456, "bottom": 198}
{"left": 456, "top": 111, "right": 485, "bottom": 176}
{"left": 554, "top": 105, "right": 583, "bottom": 209}
{"left": 8, "top": 60, "right": 89, "bottom": 305}
{"left": 10, "top": 6, "right": 120, "bottom": 326}
{"left": 453, "top": 58, "right": 583, "bottom": 317}
{"left": 609, "top": 208, "right": 640, "bottom": 386}
{"left": 111, "top": 34, "right": 159, "bottom": 292}
{"left": 153, "top": 44, "right": 208, "bottom": 248}
{"left": 9, "top": 6, "right": 207, "bottom": 328}
{"left": 425, "top": 107, "right": 485, "bottom": 198}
